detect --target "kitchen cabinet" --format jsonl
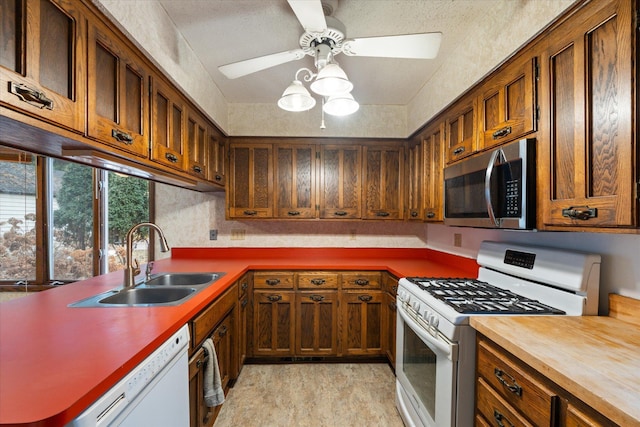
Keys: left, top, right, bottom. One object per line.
{"left": 475, "top": 334, "right": 616, "bottom": 427}
{"left": 382, "top": 272, "right": 398, "bottom": 366}
{"left": 189, "top": 283, "right": 237, "bottom": 427}
{"left": 319, "top": 145, "right": 362, "bottom": 219}
{"left": 362, "top": 144, "right": 404, "bottom": 220}
{"left": 477, "top": 55, "right": 537, "bottom": 150}
{"left": 296, "top": 291, "right": 339, "bottom": 356}
{"left": 236, "top": 272, "right": 250, "bottom": 374}
{"left": 150, "top": 75, "right": 186, "bottom": 171}
{"left": 0, "top": 0, "right": 87, "bottom": 133}
{"left": 536, "top": 0, "right": 636, "bottom": 229}
{"left": 445, "top": 93, "right": 477, "bottom": 163}
{"left": 422, "top": 121, "right": 445, "bottom": 221}
{"left": 184, "top": 107, "right": 208, "bottom": 179}
{"left": 340, "top": 291, "right": 385, "bottom": 356}
{"left": 406, "top": 136, "right": 424, "bottom": 220}
{"left": 228, "top": 142, "right": 273, "bottom": 218}
{"left": 87, "top": 17, "right": 150, "bottom": 158}
{"left": 275, "top": 143, "right": 316, "bottom": 218}
{"left": 207, "top": 125, "right": 226, "bottom": 186}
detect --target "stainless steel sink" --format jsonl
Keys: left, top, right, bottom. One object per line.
{"left": 69, "top": 272, "right": 225, "bottom": 307}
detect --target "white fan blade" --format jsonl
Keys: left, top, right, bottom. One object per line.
{"left": 219, "top": 49, "right": 306, "bottom": 79}
{"left": 288, "top": 0, "right": 327, "bottom": 33}
{"left": 342, "top": 33, "right": 442, "bottom": 59}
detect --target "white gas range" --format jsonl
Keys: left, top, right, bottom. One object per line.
{"left": 395, "top": 241, "right": 601, "bottom": 427}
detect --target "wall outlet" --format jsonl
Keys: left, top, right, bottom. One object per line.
{"left": 209, "top": 229, "right": 218, "bottom": 240}
{"left": 231, "top": 229, "right": 245, "bottom": 240}
{"left": 454, "top": 233, "right": 462, "bottom": 247}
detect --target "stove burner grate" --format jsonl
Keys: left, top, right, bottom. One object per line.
{"left": 405, "top": 277, "right": 565, "bottom": 315}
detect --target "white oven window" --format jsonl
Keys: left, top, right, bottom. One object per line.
{"left": 403, "top": 321, "right": 437, "bottom": 419}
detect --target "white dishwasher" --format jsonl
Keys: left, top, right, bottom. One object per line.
{"left": 68, "top": 325, "right": 190, "bottom": 427}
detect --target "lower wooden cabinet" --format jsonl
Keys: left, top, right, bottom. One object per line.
{"left": 475, "top": 334, "right": 616, "bottom": 427}
{"left": 252, "top": 290, "right": 296, "bottom": 356}
{"left": 296, "top": 291, "right": 339, "bottom": 356}
{"left": 341, "top": 291, "right": 385, "bottom": 356}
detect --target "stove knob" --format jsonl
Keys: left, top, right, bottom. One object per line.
{"left": 412, "top": 301, "right": 421, "bottom": 312}
{"left": 430, "top": 315, "right": 439, "bottom": 328}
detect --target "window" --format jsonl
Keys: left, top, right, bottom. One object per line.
{"left": 0, "top": 146, "right": 153, "bottom": 290}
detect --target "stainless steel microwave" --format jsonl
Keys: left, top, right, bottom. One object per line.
{"left": 443, "top": 138, "right": 536, "bottom": 229}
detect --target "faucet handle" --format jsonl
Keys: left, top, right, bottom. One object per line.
{"left": 132, "top": 259, "right": 140, "bottom": 276}
{"left": 145, "top": 261, "right": 154, "bottom": 279}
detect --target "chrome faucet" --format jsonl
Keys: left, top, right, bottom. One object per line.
{"left": 124, "top": 222, "right": 170, "bottom": 288}
{"left": 145, "top": 261, "right": 155, "bottom": 282}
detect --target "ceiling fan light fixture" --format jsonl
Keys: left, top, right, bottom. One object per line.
{"left": 323, "top": 92, "right": 359, "bottom": 116}
{"left": 310, "top": 63, "right": 353, "bottom": 96}
{"left": 277, "top": 79, "right": 317, "bottom": 112}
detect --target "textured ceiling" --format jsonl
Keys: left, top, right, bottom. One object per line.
{"left": 157, "top": 0, "right": 504, "bottom": 107}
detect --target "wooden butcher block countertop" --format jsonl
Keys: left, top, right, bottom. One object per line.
{"left": 470, "top": 294, "right": 640, "bottom": 427}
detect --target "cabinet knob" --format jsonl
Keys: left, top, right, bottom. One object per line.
{"left": 241, "top": 298, "right": 248, "bottom": 308}
{"left": 111, "top": 129, "right": 134, "bottom": 145}
{"left": 562, "top": 206, "right": 597, "bottom": 220}
{"left": 215, "top": 175, "right": 222, "bottom": 181}
{"left": 265, "top": 278, "right": 280, "bottom": 286}
{"left": 309, "top": 294, "right": 325, "bottom": 302}
{"left": 410, "top": 211, "right": 418, "bottom": 218}
{"left": 354, "top": 279, "right": 370, "bottom": 286}
{"left": 358, "top": 295, "right": 373, "bottom": 302}
{"left": 218, "top": 325, "right": 228, "bottom": 337}
{"left": 9, "top": 82, "right": 53, "bottom": 110}
{"left": 241, "top": 282, "right": 248, "bottom": 291}
{"left": 453, "top": 147, "right": 465, "bottom": 155}
{"left": 426, "top": 212, "right": 435, "bottom": 219}
{"left": 267, "top": 295, "right": 282, "bottom": 302}
{"left": 243, "top": 210, "right": 258, "bottom": 216}
{"left": 193, "top": 165, "right": 203, "bottom": 174}
{"left": 165, "top": 153, "right": 178, "bottom": 163}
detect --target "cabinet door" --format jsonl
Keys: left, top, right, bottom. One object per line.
{"left": 212, "top": 313, "right": 233, "bottom": 393}
{"left": 188, "top": 347, "right": 214, "bottom": 427}
{"left": 406, "top": 137, "right": 424, "bottom": 220}
{"left": 207, "top": 126, "right": 226, "bottom": 186}
{"left": 274, "top": 144, "right": 316, "bottom": 218}
{"left": 423, "top": 122, "right": 445, "bottom": 221}
{"left": 445, "top": 95, "right": 477, "bottom": 163}
{"left": 252, "top": 291, "right": 295, "bottom": 356}
{"left": 228, "top": 143, "right": 273, "bottom": 218}
{"left": 296, "top": 291, "right": 339, "bottom": 356}
{"left": 319, "top": 145, "right": 362, "bottom": 219}
{"left": 537, "top": 0, "right": 635, "bottom": 228}
{"left": 478, "top": 56, "right": 537, "bottom": 150}
{"left": 87, "top": 20, "right": 149, "bottom": 157}
{"left": 362, "top": 144, "right": 404, "bottom": 220}
{"left": 0, "top": 0, "right": 86, "bottom": 132}
{"left": 237, "top": 291, "right": 248, "bottom": 372}
{"left": 385, "top": 292, "right": 396, "bottom": 366}
{"left": 150, "top": 76, "right": 186, "bottom": 171}
{"left": 340, "top": 292, "right": 385, "bottom": 356}
{"left": 185, "top": 108, "right": 208, "bottom": 179}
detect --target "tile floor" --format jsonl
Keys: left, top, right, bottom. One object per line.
{"left": 214, "top": 363, "right": 404, "bottom": 427}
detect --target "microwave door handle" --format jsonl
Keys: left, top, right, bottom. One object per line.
{"left": 484, "top": 148, "right": 506, "bottom": 227}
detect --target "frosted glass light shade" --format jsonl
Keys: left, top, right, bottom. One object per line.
{"left": 310, "top": 63, "right": 353, "bottom": 96}
{"left": 323, "top": 93, "right": 359, "bottom": 116}
{"left": 277, "top": 80, "right": 316, "bottom": 111}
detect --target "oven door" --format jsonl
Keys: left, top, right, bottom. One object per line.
{"left": 396, "top": 304, "right": 458, "bottom": 427}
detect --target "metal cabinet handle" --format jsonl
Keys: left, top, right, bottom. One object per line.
{"left": 218, "top": 325, "right": 228, "bottom": 337}
{"left": 426, "top": 212, "right": 435, "bottom": 219}
{"left": 287, "top": 211, "right": 301, "bottom": 216}
{"left": 410, "top": 211, "right": 418, "bottom": 218}
{"left": 354, "top": 279, "right": 370, "bottom": 286}
{"left": 309, "top": 294, "right": 325, "bottom": 302}
{"left": 492, "top": 126, "right": 512, "bottom": 140}
{"left": 493, "top": 409, "right": 515, "bottom": 427}
{"left": 494, "top": 368, "right": 523, "bottom": 396}
{"left": 241, "top": 282, "right": 248, "bottom": 291}
{"left": 389, "top": 301, "right": 396, "bottom": 310}
{"left": 358, "top": 295, "right": 373, "bottom": 302}
{"left": 214, "top": 174, "right": 222, "bottom": 181}
{"left": 562, "top": 206, "right": 597, "bottom": 220}
{"left": 267, "top": 295, "right": 282, "bottom": 302}
{"left": 243, "top": 210, "right": 257, "bottom": 216}
{"left": 334, "top": 211, "right": 348, "bottom": 216}
{"left": 310, "top": 278, "right": 326, "bottom": 286}
{"left": 453, "top": 147, "right": 465, "bottom": 155}
{"left": 9, "top": 82, "right": 53, "bottom": 110}
{"left": 111, "top": 129, "right": 134, "bottom": 145}
{"left": 241, "top": 298, "right": 248, "bottom": 308}
{"left": 375, "top": 211, "right": 390, "bottom": 217}
{"left": 193, "top": 165, "right": 203, "bottom": 174}
{"left": 265, "top": 279, "right": 280, "bottom": 286}
{"left": 165, "top": 153, "right": 178, "bottom": 163}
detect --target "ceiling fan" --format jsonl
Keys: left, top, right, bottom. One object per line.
{"left": 219, "top": 0, "right": 442, "bottom": 116}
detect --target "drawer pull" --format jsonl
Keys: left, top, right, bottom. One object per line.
{"left": 111, "top": 129, "right": 134, "bottom": 145}
{"left": 494, "top": 368, "right": 522, "bottom": 396}
{"left": 267, "top": 295, "right": 282, "bottom": 302}
{"left": 492, "top": 126, "right": 512, "bottom": 140}
{"left": 215, "top": 174, "right": 222, "bottom": 181}
{"left": 218, "top": 325, "right": 228, "bottom": 337}
{"left": 354, "top": 279, "right": 370, "bottom": 286}
{"left": 426, "top": 212, "right": 435, "bottom": 219}
{"left": 165, "top": 153, "right": 178, "bottom": 163}
{"left": 287, "top": 211, "right": 301, "bottom": 216}
{"left": 241, "top": 282, "right": 248, "bottom": 291}
{"left": 562, "top": 206, "right": 597, "bottom": 220}
{"left": 334, "top": 211, "right": 348, "bottom": 216}
{"left": 193, "top": 165, "right": 203, "bottom": 174}
{"left": 453, "top": 147, "right": 465, "bottom": 155}
{"left": 243, "top": 210, "right": 258, "bottom": 216}
{"left": 493, "top": 409, "right": 515, "bottom": 427}
{"left": 410, "top": 211, "right": 418, "bottom": 218}
{"left": 10, "top": 82, "right": 53, "bottom": 109}
{"left": 309, "top": 294, "right": 325, "bottom": 302}
{"left": 241, "top": 298, "right": 248, "bottom": 308}
{"left": 310, "top": 278, "right": 326, "bottom": 286}
{"left": 375, "top": 211, "right": 390, "bottom": 217}
{"left": 265, "top": 278, "right": 280, "bottom": 286}
{"left": 358, "top": 295, "right": 373, "bottom": 302}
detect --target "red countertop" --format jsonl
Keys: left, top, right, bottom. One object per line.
{"left": 0, "top": 247, "right": 478, "bottom": 426}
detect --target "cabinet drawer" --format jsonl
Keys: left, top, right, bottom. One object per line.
{"left": 477, "top": 338, "right": 557, "bottom": 426}
{"left": 191, "top": 284, "right": 236, "bottom": 350}
{"left": 297, "top": 272, "right": 339, "bottom": 289}
{"left": 341, "top": 272, "right": 382, "bottom": 289}
{"left": 253, "top": 272, "right": 294, "bottom": 289}
{"left": 476, "top": 377, "right": 534, "bottom": 427}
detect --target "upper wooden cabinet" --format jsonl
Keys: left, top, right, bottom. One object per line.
{"left": 362, "top": 144, "right": 404, "bottom": 220}
{"left": 207, "top": 125, "right": 226, "bottom": 186}
{"left": 228, "top": 142, "right": 273, "bottom": 218}
{"left": 537, "top": 0, "right": 636, "bottom": 228}
{"left": 87, "top": 19, "right": 150, "bottom": 158}
{"left": 478, "top": 55, "right": 537, "bottom": 150}
{"left": 275, "top": 143, "right": 316, "bottom": 219}
{"left": 0, "top": 0, "right": 87, "bottom": 133}
{"left": 150, "top": 76, "right": 186, "bottom": 171}
{"left": 422, "top": 122, "right": 445, "bottom": 222}
{"left": 184, "top": 108, "right": 207, "bottom": 179}
{"left": 319, "top": 144, "right": 362, "bottom": 219}
{"left": 445, "top": 94, "right": 477, "bottom": 163}
{"left": 406, "top": 137, "right": 424, "bottom": 220}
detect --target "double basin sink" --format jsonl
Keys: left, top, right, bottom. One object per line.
{"left": 69, "top": 272, "right": 224, "bottom": 307}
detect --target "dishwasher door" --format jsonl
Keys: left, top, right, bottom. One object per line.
{"left": 68, "top": 325, "right": 190, "bottom": 427}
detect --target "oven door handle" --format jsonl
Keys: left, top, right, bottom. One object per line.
{"left": 398, "top": 306, "right": 457, "bottom": 361}
{"left": 484, "top": 148, "right": 506, "bottom": 227}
